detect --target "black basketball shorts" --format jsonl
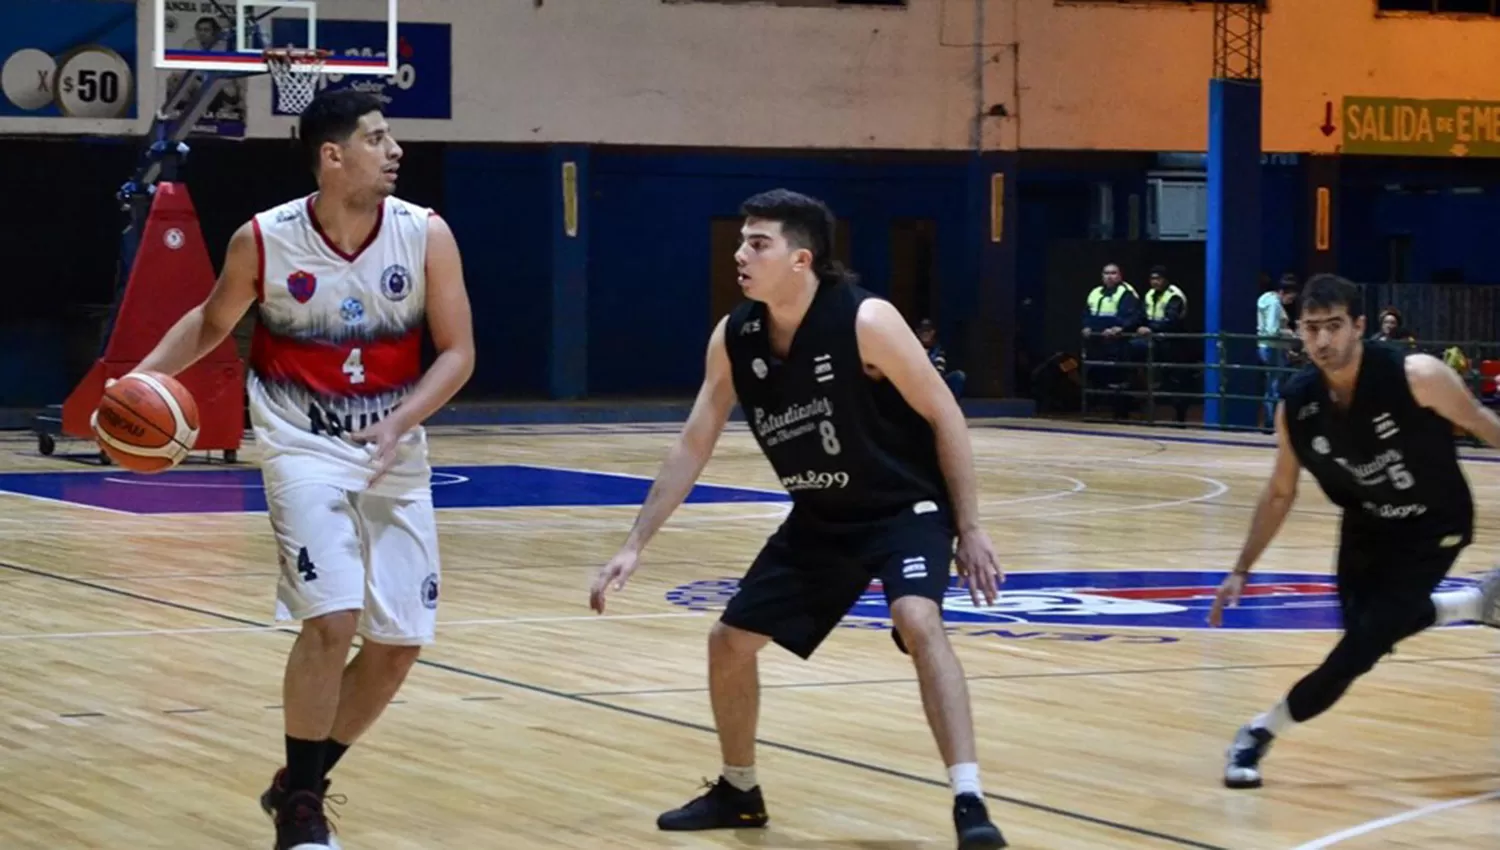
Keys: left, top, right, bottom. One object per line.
{"left": 719, "top": 503, "right": 956, "bottom": 660}
{"left": 1336, "top": 520, "right": 1469, "bottom": 640}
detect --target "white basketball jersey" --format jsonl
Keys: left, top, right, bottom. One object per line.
{"left": 247, "top": 194, "right": 433, "bottom": 499}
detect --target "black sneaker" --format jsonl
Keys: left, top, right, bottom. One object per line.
{"left": 275, "top": 790, "right": 334, "bottom": 850}
{"left": 656, "top": 777, "right": 769, "bottom": 831}
{"left": 953, "top": 793, "right": 1006, "bottom": 850}
{"left": 260, "top": 768, "right": 334, "bottom": 818}
{"left": 1224, "top": 725, "right": 1275, "bottom": 789}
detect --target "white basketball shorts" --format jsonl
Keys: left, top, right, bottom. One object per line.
{"left": 268, "top": 482, "right": 441, "bottom": 646}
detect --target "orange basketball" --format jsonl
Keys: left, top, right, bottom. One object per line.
{"left": 91, "top": 371, "right": 201, "bottom": 473}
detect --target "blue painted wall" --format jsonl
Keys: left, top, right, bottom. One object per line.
{"left": 1338, "top": 156, "right": 1500, "bottom": 287}
{"left": 3, "top": 139, "right": 1500, "bottom": 412}
{"left": 442, "top": 146, "right": 552, "bottom": 397}
{"left": 585, "top": 148, "right": 971, "bottom": 395}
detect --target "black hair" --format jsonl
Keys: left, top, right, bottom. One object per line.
{"left": 194, "top": 16, "right": 221, "bottom": 31}
{"left": 1149, "top": 265, "right": 1167, "bottom": 278}
{"left": 298, "top": 89, "right": 386, "bottom": 174}
{"left": 1299, "top": 273, "right": 1364, "bottom": 319}
{"left": 739, "top": 188, "right": 858, "bottom": 286}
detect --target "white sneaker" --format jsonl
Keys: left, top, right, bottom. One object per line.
{"left": 1224, "top": 725, "right": 1274, "bottom": 789}
{"left": 1477, "top": 567, "right": 1500, "bottom": 628}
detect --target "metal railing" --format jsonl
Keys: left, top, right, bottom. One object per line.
{"left": 1079, "top": 330, "right": 1500, "bottom": 432}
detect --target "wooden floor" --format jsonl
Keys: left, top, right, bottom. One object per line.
{"left": 0, "top": 419, "right": 1497, "bottom": 850}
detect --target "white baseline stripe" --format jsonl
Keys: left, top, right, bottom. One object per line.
{"left": 1288, "top": 789, "right": 1500, "bottom": 850}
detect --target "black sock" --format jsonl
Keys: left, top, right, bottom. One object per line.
{"left": 323, "top": 739, "right": 350, "bottom": 776}
{"left": 285, "top": 736, "right": 326, "bottom": 793}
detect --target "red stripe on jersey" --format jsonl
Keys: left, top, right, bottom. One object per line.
{"left": 252, "top": 218, "right": 266, "bottom": 302}
{"left": 251, "top": 325, "right": 422, "bottom": 397}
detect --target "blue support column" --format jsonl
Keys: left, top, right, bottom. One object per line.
{"left": 1204, "top": 79, "right": 1262, "bottom": 428}
{"left": 549, "top": 145, "right": 589, "bottom": 400}
{"left": 962, "top": 151, "right": 1018, "bottom": 398}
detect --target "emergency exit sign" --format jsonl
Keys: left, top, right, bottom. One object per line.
{"left": 1342, "top": 96, "right": 1500, "bottom": 158}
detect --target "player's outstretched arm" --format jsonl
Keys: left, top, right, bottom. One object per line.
{"left": 589, "top": 317, "right": 736, "bottom": 613}
{"left": 1211, "top": 402, "right": 1300, "bottom": 625}
{"left": 135, "top": 220, "right": 259, "bottom": 376}
{"left": 854, "top": 299, "right": 1001, "bottom": 606}
{"left": 353, "top": 215, "right": 475, "bottom": 483}
{"left": 1406, "top": 353, "right": 1500, "bottom": 448}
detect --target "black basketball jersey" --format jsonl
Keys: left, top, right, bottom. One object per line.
{"left": 1281, "top": 341, "right": 1473, "bottom": 542}
{"left": 724, "top": 281, "right": 950, "bottom": 526}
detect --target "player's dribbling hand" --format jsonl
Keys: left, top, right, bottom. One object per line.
{"left": 955, "top": 528, "right": 1004, "bottom": 607}
{"left": 1207, "top": 571, "right": 1247, "bottom": 627}
{"left": 589, "top": 549, "right": 640, "bottom": 614}
{"left": 351, "top": 416, "right": 405, "bottom": 486}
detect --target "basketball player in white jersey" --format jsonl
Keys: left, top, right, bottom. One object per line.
{"left": 124, "top": 90, "right": 474, "bottom": 850}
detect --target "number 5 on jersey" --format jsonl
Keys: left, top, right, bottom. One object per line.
{"left": 343, "top": 348, "right": 366, "bottom": 385}
{"left": 1388, "top": 462, "right": 1414, "bottom": 490}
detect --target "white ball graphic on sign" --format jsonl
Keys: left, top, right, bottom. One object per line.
{"left": 55, "top": 47, "right": 132, "bottom": 118}
{"left": 2, "top": 48, "right": 57, "bottom": 111}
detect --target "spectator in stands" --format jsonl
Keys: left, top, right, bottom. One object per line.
{"left": 916, "top": 319, "right": 965, "bottom": 398}
{"left": 1256, "top": 274, "right": 1299, "bottom": 430}
{"left": 1371, "top": 307, "right": 1416, "bottom": 345}
{"left": 1134, "top": 265, "right": 1190, "bottom": 423}
{"left": 1083, "top": 263, "right": 1141, "bottom": 419}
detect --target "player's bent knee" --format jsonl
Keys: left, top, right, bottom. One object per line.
{"left": 1325, "top": 629, "right": 1389, "bottom": 680}
{"left": 360, "top": 641, "right": 422, "bottom": 683}
{"left": 299, "top": 608, "right": 360, "bottom": 649}
{"left": 889, "top": 595, "right": 946, "bottom": 653}
{"left": 708, "top": 620, "right": 770, "bottom": 660}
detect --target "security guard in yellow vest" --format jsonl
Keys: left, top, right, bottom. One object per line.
{"left": 1083, "top": 264, "right": 1141, "bottom": 336}
{"left": 1083, "top": 263, "right": 1142, "bottom": 419}
{"left": 1133, "top": 265, "right": 1191, "bottom": 422}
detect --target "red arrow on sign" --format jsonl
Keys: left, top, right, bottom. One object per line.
{"left": 1320, "top": 101, "right": 1336, "bottom": 137}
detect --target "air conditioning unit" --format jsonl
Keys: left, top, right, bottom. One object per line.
{"left": 1147, "top": 175, "right": 1207, "bottom": 241}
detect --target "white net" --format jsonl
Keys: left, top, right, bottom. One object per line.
{"left": 265, "top": 49, "right": 328, "bottom": 115}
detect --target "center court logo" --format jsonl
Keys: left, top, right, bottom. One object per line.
{"left": 665, "top": 570, "right": 1482, "bottom": 632}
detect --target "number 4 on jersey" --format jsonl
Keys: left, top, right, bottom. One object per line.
{"left": 343, "top": 348, "right": 366, "bottom": 385}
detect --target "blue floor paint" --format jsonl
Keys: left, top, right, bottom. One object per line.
{"left": 0, "top": 464, "right": 788, "bottom": 515}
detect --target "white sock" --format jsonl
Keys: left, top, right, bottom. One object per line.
{"left": 1251, "top": 700, "right": 1294, "bottom": 736}
{"left": 722, "top": 764, "right": 758, "bottom": 792}
{"left": 1432, "top": 588, "right": 1482, "bottom": 626}
{"left": 948, "top": 762, "right": 982, "bottom": 797}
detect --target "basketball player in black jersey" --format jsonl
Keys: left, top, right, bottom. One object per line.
{"left": 1209, "top": 274, "right": 1500, "bottom": 789}
{"left": 588, "top": 189, "right": 1006, "bottom": 849}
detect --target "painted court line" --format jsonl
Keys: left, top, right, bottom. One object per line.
{"left": 0, "top": 489, "right": 135, "bottom": 516}
{"left": 995, "top": 422, "right": 1500, "bottom": 465}
{"left": 0, "top": 557, "right": 1227, "bottom": 850}
{"left": 1288, "top": 789, "right": 1500, "bottom": 850}
{"left": 0, "top": 611, "right": 702, "bottom": 641}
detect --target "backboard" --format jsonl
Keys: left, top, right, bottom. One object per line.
{"left": 153, "top": 0, "right": 398, "bottom": 76}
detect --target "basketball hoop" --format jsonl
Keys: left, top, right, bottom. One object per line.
{"left": 264, "top": 48, "right": 330, "bottom": 114}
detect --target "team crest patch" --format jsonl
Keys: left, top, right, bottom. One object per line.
{"left": 381, "top": 264, "right": 412, "bottom": 302}
{"left": 287, "top": 270, "right": 317, "bottom": 304}
{"left": 666, "top": 570, "right": 1482, "bottom": 632}
{"left": 340, "top": 297, "right": 366, "bottom": 325}
{"left": 421, "top": 573, "right": 440, "bottom": 610}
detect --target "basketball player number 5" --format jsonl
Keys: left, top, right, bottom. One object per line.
{"left": 343, "top": 348, "right": 366, "bottom": 385}
{"left": 1388, "top": 462, "right": 1414, "bottom": 490}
